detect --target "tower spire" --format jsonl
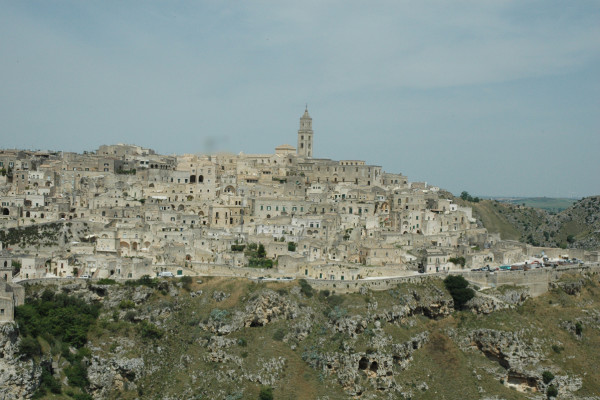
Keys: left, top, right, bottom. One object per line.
{"left": 297, "top": 107, "right": 314, "bottom": 158}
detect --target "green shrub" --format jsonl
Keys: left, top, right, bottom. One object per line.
{"left": 575, "top": 321, "right": 583, "bottom": 336}
{"left": 248, "top": 258, "right": 273, "bottom": 268}
{"left": 119, "top": 300, "right": 135, "bottom": 310}
{"left": 542, "top": 371, "right": 555, "bottom": 384}
{"left": 551, "top": 344, "right": 563, "bottom": 354}
{"left": 180, "top": 275, "right": 193, "bottom": 291}
{"left": 97, "top": 278, "right": 117, "bottom": 285}
{"left": 138, "top": 321, "right": 163, "bottom": 340}
{"left": 299, "top": 279, "right": 314, "bottom": 298}
{"left": 546, "top": 385, "right": 558, "bottom": 398}
{"left": 237, "top": 338, "right": 247, "bottom": 347}
{"left": 137, "top": 275, "right": 157, "bottom": 288}
{"left": 125, "top": 275, "right": 157, "bottom": 288}
{"left": 273, "top": 328, "right": 285, "bottom": 341}
{"left": 18, "top": 335, "right": 41, "bottom": 359}
{"left": 258, "top": 386, "right": 274, "bottom": 400}
{"left": 124, "top": 311, "right": 137, "bottom": 322}
{"left": 326, "top": 294, "right": 344, "bottom": 307}
{"left": 231, "top": 244, "right": 246, "bottom": 252}
{"left": 287, "top": 242, "right": 296, "bottom": 251}
{"left": 41, "top": 289, "right": 55, "bottom": 302}
{"left": 65, "top": 361, "right": 88, "bottom": 389}
{"left": 448, "top": 257, "right": 466, "bottom": 267}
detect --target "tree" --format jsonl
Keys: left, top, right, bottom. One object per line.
{"left": 298, "top": 279, "right": 314, "bottom": 298}
{"left": 257, "top": 243, "right": 266, "bottom": 258}
{"left": 444, "top": 275, "right": 475, "bottom": 309}
{"left": 460, "top": 191, "right": 470, "bottom": 201}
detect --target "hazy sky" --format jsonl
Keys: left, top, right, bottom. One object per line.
{"left": 1, "top": 1, "right": 599, "bottom": 197}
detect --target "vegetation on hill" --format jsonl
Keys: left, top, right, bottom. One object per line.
{"left": 9, "top": 272, "right": 600, "bottom": 399}
{"left": 15, "top": 289, "right": 101, "bottom": 398}
{"left": 459, "top": 195, "right": 600, "bottom": 250}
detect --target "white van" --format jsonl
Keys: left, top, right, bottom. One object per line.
{"left": 158, "top": 271, "right": 174, "bottom": 278}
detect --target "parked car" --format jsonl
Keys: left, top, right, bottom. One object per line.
{"left": 81, "top": 274, "right": 91, "bottom": 279}
{"left": 499, "top": 265, "right": 511, "bottom": 271}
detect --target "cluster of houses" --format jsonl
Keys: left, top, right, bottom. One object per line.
{"left": 1, "top": 108, "right": 598, "bottom": 320}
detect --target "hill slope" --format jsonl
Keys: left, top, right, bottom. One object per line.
{"left": 3, "top": 274, "right": 600, "bottom": 399}
{"left": 463, "top": 196, "right": 600, "bottom": 250}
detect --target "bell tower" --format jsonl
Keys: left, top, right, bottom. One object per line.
{"left": 297, "top": 106, "right": 313, "bottom": 158}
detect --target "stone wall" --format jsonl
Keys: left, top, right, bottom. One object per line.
{"left": 455, "top": 263, "right": 600, "bottom": 297}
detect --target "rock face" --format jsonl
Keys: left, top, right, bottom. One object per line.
{"left": 551, "top": 279, "right": 585, "bottom": 296}
{"left": 302, "top": 332, "right": 429, "bottom": 396}
{"left": 201, "top": 290, "right": 301, "bottom": 335}
{"left": 465, "top": 329, "right": 542, "bottom": 372}
{"left": 7, "top": 277, "right": 599, "bottom": 399}
{"left": 88, "top": 355, "right": 144, "bottom": 397}
{"left": 368, "top": 286, "right": 453, "bottom": 325}
{"left": 466, "top": 287, "right": 530, "bottom": 315}
{"left": 0, "top": 324, "right": 40, "bottom": 400}
{"left": 451, "top": 328, "right": 585, "bottom": 397}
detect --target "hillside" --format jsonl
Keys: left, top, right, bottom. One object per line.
{"left": 2, "top": 273, "right": 600, "bottom": 399}
{"left": 462, "top": 196, "right": 600, "bottom": 250}
{"left": 496, "top": 197, "right": 577, "bottom": 213}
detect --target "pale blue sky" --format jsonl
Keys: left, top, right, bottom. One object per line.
{"left": 1, "top": 1, "right": 599, "bottom": 197}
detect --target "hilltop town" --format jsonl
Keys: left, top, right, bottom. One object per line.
{"left": 0, "top": 109, "right": 598, "bottom": 317}
{"left": 1, "top": 110, "right": 600, "bottom": 400}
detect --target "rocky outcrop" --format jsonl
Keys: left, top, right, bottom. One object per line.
{"left": 303, "top": 332, "right": 429, "bottom": 396}
{"left": 88, "top": 355, "right": 144, "bottom": 398}
{"left": 465, "top": 294, "right": 509, "bottom": 315}
{"left": 0, "top": 323, "right": 40, "bottom": 400}
{"left": 201, "top": 290, "right": 301, "bottom": 335}
{"left": 551, "top": 279, "right": 585, "bottom": 296}
{"left": 449, "top": 328, "right": 585, "bottom": 396}
{"left": 465, "top": 329, "right": 542, "bottom": 371}
{"left": 466, "top": 287, "right": 531, "bottom": 315}
{"left": 368, "top": 287, "right": 453, "bottom": 325}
